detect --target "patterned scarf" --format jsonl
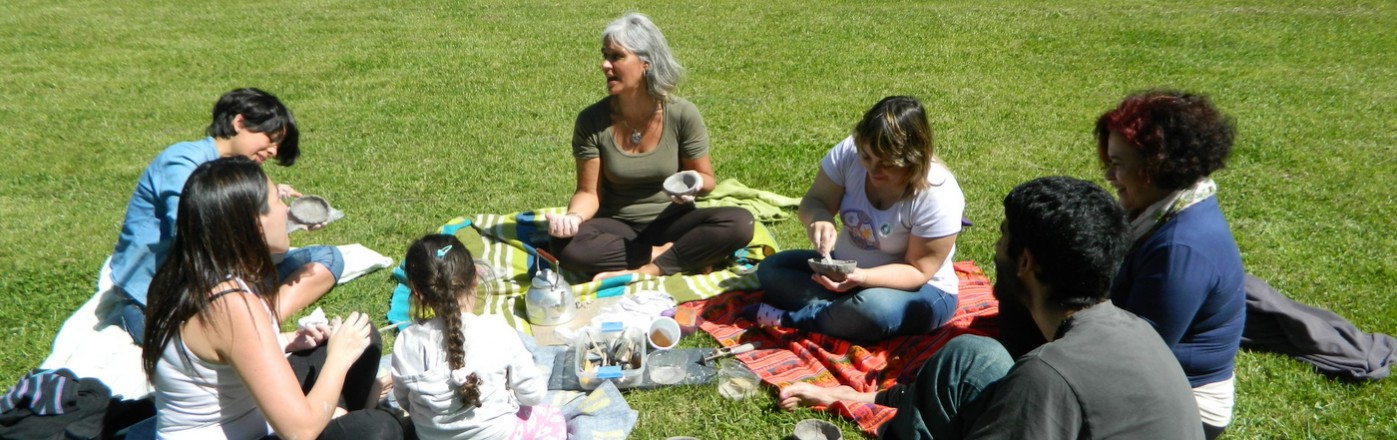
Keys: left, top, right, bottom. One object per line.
{"left": 1127, "top": 178, "right": 1217, "bottom": 246}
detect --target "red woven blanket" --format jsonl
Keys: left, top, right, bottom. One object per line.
{"left": 681, "top": 261, "right": 1000, "bottom": 437}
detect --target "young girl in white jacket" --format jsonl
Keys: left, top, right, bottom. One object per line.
{"left": 392, "top": 235, "right": 565, "bottom": 440}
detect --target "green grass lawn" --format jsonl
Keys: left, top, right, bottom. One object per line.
{"left": 2, "top": 0, "right": 1393, "bottom": 438}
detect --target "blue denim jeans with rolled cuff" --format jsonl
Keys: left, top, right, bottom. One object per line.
{"left": 275, "top": 245, "right": 346, "bottom": 282}
{"left": 755, "top": 249, "right": 958, "bottom": 344}
{"left": 878, "top": 334, "right": 1014, "bottom": 440}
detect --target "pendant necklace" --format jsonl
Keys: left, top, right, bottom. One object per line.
{"left": 619, "top": 102, "right": 661, "bottom": 146}
{"left": 621, "top": 119, "right": 643, "bottom": 144}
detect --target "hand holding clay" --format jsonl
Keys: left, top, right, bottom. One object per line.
{"left": 547, "top": 212, "right": 582, "bottom": 238}
{"left": 806, "top": 221, "right": 837, "bottom": 256}
{"left": 287, "top": 195, "right": 343, "bottom": 232}
{"left": 277, "top": 183, "right": 302, "bottom": 199}
{"left": 807, "top": 257, "right": 857, "bottom": 282}
{"left": 663, "top": 170, "right": 702, "bottom": 205}
{"left": 812, "top": 267, "right": 864, "bottom": 292}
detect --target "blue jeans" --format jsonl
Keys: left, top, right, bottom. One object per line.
{"left": 755, "top": 250, "right": 958, "bottom": 344}
{"left": 276, "top": 245, "right": 346, "bottom": 282}
{"left": 880, "top": 334, "right": 1013, "bottom": 440}
{"left": 119, "top": 246, "right": 344, "bottom": 344}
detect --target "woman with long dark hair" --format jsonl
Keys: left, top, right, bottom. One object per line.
{"left": 141, "top": 157, "right": 399, "bottom": 439}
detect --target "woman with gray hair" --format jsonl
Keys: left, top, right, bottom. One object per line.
{"left": 547, "top": 13, "right": 754, "bottom": 280}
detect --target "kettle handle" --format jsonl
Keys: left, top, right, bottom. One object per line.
{"left": 535, "top": 248, "right": 560, "bottom": 271}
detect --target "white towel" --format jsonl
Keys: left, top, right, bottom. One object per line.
{"left": 39, "top": 244, "right": 393, "bottom": 400}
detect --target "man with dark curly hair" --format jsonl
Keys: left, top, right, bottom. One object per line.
{"left": 779, "top": 177, "right": 1203, "bottom": 439}
{"left": 1095, "top": 90, "right": 1246, "bottom": 439}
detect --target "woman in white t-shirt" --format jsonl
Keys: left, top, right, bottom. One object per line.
{"left": 753, "top": 96, "right": 964, "bottom": 344}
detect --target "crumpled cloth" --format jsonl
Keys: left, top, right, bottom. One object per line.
{"left": 1241, "top": 274, "right": 1397, "bottom": 381}
{"left": 696, "top": 179, "right": 800, "bottom": 222}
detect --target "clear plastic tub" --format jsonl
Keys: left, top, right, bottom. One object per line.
{"left": 717, "top": 359, "right": 761, "bottom": 400}
{"left": 647, "top": 349, "right": 689, "bottom": 385}
{"left": 574, "top": 321, "right": 647, "bottom": 390}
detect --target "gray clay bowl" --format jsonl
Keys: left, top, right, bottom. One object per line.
{"left": 289, "top": 196, "right": 332, "bottom": 225}
{"left": 807, "top": 258, "right": 857, "bottom": 277}
{"left": 662, "top": 172, "right": 702, "bottom": 196}
{"left": 793, "top": 419, "right": 842, "bottom": 440}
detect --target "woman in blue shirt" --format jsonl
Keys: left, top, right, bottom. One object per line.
{"left": 109, "top": 88, "right": 343, "bottom": 343}
{"left": 1095, "top": 90, "right": 1246, "bottom": 439}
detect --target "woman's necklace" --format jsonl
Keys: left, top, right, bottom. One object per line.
{"left": 621, "top": 119, "right": 643, "bottom": 144}
{"left": 617, "top": 101, "right": 662, "bottom": 147}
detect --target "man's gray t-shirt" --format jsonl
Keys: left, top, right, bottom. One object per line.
{"left": 965, "top": 302, "right": 1204, "bottom": 439}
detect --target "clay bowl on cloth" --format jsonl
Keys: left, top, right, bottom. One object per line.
{"left": 288, "top": 196, "right": 332, "bottom": 225}
{"left": 793, "top": 419, "right": 843, "bottom": 440}
{"left": 662, "top": 172, "right": 702, "bottom": 197}
{"left": 807, "top": 258, "right": 857, "bottom": 282}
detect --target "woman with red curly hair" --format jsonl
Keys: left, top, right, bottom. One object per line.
{"left": 1096, "top": 90, "right": 1245, "bottom": 439}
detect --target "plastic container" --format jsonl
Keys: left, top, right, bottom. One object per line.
{"left": 716, "top": 359, "right": 761, "bottom": 400}
{"left": 574, "top": 321, "right": 647, "bottom": 390}
{"left": 648, "top": 316, "right": 681, "bottom": 350}
{"left": 673, "top": 306, "right": 700, "bottom": 335}
{"left": 647, "top": 349, "right": 689, "bottom": 385}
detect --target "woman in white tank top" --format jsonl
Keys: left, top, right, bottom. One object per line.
{"left": 140, "top": 158, "right": 397, "bottom": 439}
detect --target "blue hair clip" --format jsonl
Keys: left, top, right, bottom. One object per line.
{"left": 436, "top": 245, "right": 453, "bottom": 258}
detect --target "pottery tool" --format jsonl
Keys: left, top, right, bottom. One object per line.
{"left": 702, "top": 342, "right": 757, "bottom": 365}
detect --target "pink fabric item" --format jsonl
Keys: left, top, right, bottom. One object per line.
{"left": 509, "top": 404, "right": 566, "bottom": 440}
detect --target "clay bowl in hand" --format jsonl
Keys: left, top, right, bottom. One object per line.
{"left": 663, "top": 172, "right": 702, "bottom": 197}
{"left": 807, "top": 257, "right": 857, "bottom": 282}
{"left": 289, "top": 196, "right": 332, "bottom": 225}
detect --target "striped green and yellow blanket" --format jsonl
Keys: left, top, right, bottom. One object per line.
{"left": 386, "top": 207, "right": 780, "bottom": 335}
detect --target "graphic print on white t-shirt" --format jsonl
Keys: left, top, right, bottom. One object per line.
{"left": 820, "top": 135, "right": 966, "bottom": 294}
{"left": 842, "top": 209, "right": 879, "bottom": 250}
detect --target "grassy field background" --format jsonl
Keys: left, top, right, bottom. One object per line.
{"left": 2, "top": 0, "right": 1393, "bottom": 438}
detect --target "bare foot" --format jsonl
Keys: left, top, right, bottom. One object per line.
{"left": 593, "top": 269, "right": 636, "bottom": 282}
{"left": 366, "top": 373, "right": 393, "bottom": 409}
{"left": 650, "top": 242, "right": 674, "bottom": 261}
{"left": 593, "top": 263, "right": 663, "bottom": 282}
{"left": 778, "top": 382, "right": 873, "bottom": 411}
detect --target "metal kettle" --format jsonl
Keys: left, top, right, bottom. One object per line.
{"left": 524, "top": 250, "right": 576, "bottom": 325}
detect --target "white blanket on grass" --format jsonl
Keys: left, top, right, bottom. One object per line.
{"left": 38, "top": 244, "right": 393, "bottom": 400}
